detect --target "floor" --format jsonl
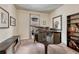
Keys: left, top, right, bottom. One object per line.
{"left": 15, "top": 39, "right": 79, "bottom": 54}
{"left": 15, "top": 39, "right": 45, "bottom": 54}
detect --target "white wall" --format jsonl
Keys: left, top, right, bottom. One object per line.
{"left": 16, "top": 10, "right": 49, "bottom": 39}
{"left": 50, "top": 4, "right": 79, "bottom": 45}
{"left": 0, "top": 4, "right": 17, "bottom": 42}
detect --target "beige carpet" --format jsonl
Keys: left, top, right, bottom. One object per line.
{"left": 15, "top": 39, "right": 45, "bottom": 54}
{"left": 48, "top": 43, "right": 79, "bottom": 54}
{"left": 15, "top": 39, "right": 79, "bottom": 54}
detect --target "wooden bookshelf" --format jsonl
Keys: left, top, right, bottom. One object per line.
{"left": 67, "top": 13, "right": 79, "bottom": 52}
{"left": 67, "top": 18, "right": 79, "bottom": 21}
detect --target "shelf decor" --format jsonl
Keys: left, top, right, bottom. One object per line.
{"left": 68, "top": 26, "right": 76, "bottom": 36}
{"left": 52, "top": 15, "right": 62, "bottom": 30}
{"left": 0, "top": 7, "right": 9, "bottom": 28}
{"left": 68, "top": 26, "right": 76, "bottom": 33}
{"left": 10, "top": 16, "right": 16, "bottom": 26}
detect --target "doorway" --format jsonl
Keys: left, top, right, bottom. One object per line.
{"left": 29, "top": 14, "right": 40, "bottom": 39}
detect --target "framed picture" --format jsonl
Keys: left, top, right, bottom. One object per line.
{"left": 30, "top": 14, "right": 40, "bottom": 26}
{"left": 10, "top": 16, "right": 16, "bottom": 26}
{"left": 0, "top": 7, "right": 9, "bottom": 28}
{"left": 43, "top": 20, "right": 46, "bottom": 25}
{"left": 52, "top": 15, "right": 62, "bottom": 30}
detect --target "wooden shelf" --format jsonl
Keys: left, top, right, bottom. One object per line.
{"left": 67, "top": 22, "right": 79, "bottom": 24}
{"left": 67, "top": 18, "right": 79, "bottom": 21}
{"left": 70, "top": 38, "right": 79, "bottom": 41}
{"left": 69, "top": 35, "right": 79, "bottom": 38}
{"left": 74, "top": 32, "right": 79, "bottom": 33}
{"left": 71, "top": 38, "right": 79, "bottom": 40}
{"left": 68, "top": 32, "right": 79, "bottom": 33}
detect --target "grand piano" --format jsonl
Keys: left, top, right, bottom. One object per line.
{"left": 30, "top": 25, "right": 61, "bottom": 53}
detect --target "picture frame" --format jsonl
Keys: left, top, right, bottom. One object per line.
{"left": 0, "top": 7, "right": 9, "bottom": 28}
{"left": 10, "top": 16, "right": 16, "bottom": 26}
{"left": 52, "top": 15, "right": 62, "bottom": 30}
{"left": 30, "top": 14, "right": 40, "bottom": 26}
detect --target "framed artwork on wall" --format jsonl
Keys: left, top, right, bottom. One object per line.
{"left": 30, "top": 14, "right": 40, "bottom": 26}
{"left": 0, "top": 7, "right": 9, "bottom": 28}
{"left": 10, "top": 16, "right": 16, "bottom": 26}
{"left": 52, "top": 15, "right": 62, "bottom": 30}
{"left": 43, "top": 20, "right": 46, "bottom": 25}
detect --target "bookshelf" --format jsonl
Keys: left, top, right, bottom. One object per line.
{"left": 67, "top": 13, "right": 79, "bottom": 52}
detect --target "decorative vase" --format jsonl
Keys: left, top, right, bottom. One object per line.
{"left": 68, "top": 26, "right": 76, "bottom": 32}
{"left": 68, "top": 26, "right": 76, "bottom": 35}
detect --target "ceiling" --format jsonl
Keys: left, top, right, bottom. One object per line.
{"left": 15, "top": 4, "right": 63, "bottom": 13}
